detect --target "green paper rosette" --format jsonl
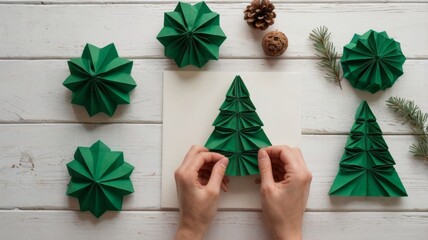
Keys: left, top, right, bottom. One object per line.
{"left": 341, "top": 30, "right": 406, "bottom": 93}
{"left": 157, "top": 1, "right": 227, "bottom": 68}
{"left": 63, "top": 43, "right": 137, "bottom": 117}
{"left": 66, "top": 140, "right": 135, "bottom": 218}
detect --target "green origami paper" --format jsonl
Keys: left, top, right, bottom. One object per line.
{"left": 66, "top": 140, "right": 134, "bottom": 218}
{"left": 205, "top": 76, "right": 272, "bottom": 176}
{"left": 329, "top": 101, "right": 407, "bottom": 197}
{"left": 157, "top": 1, "right": 227, "bottom": 68}
{"left": 341, "top": 30, "right": 406, "bottom": 93}
{"left": 63, "top": 43, "right": 137, "bottom": 117}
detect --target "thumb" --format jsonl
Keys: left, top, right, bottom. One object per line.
{"left": 207, "top": 157, "right": 229, "bottom": 191}
{"left": 258, "top": 148, "right": 274, "bottom": 186}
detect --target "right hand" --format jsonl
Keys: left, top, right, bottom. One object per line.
{"left": 257, "top": 146, "right": 312, "bottom": 240}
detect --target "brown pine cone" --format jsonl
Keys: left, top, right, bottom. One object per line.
{"left": 262, "top": 31, "right": 288, "bottom": 56}
{"left": 244, "top": 0, "right": 276, "bottom": 30}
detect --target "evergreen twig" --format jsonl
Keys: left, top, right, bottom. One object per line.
{"left": 309, "top": 26, "right": 342, "bottom": 89}
{"left": 386, "top": 96, "right": 428, "bottom": 160}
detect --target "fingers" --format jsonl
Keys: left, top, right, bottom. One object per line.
{"left": 198, "top": 168, "right": 229, "bottom": 191}
{"left": 180, "top": 146, "right": 229, "bottom": 193}
{"left": 182, "top": 145, "right": 208, "bottom": 167}
{"left": 255, "top": 164, "right": 285, "bottom": 184}
{"left": 221, "top": 181, "right": 229, "bottom": 192}
{"left": 207, "top": 157, "right": 229, "bottom": 192}
{"left": 258, "top": 148, "right": 275, "bottom": 187}
{"left": 264, "top": 145, "right": 307, "bottom": 170}
{"left": 190, "top": 152, "right": 225, "bottom": 171}
{"left": 291, "top": 147, "right": 308, "bottom": 169}
{"left": 266, "top": 146, "right": 312, "bottom": 189}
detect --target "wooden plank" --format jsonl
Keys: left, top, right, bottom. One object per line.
{"left": 1, "top": 124, "right": 427, "bottom": 211}
{"left": 1, "top": 0, "right": 428, "bottom": 4}
{"left": 0, "top": 60, "right": 162, "bottom": 123}
{"left": 0, "top": 124, "right": 162, "bottom": 210}
{"left": 0, "top": 210, "right": 427, "bottom": 240}
{"left": 304, "top": 135, "right": 428, "bottom": 211}
{"left": 0, "top": 3, "right": 427, "bottom": 58}
{"left": 1, "top": 59, "right": 427, "bottom": 134}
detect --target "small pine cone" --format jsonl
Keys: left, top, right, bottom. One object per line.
{"left": 244, "top": 0, "right": 276, "bottom": 30}
{"left": 262, "top": 30, "right": 288, "bottom": 56}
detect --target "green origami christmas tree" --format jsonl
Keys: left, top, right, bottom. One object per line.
{"left": 63, "top": 43, "right": 137, "bottom": 117}
{"left": 157, "top": 1, "right": 227, "bottom": 68}
{"left": 341, "top": 30, "right": 406, "bottom": 93}
{"left": 205, "top": 76, "right": 272, "bottom": 176}
{"left": 66, "top": 140, "right": 135, "bottom": 218}
{"left": 329, "top": 101, "right": 407, "bottom": 197}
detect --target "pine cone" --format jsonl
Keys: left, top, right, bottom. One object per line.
{"left": 244, "top": 0, "right": 276, "bottom": 30}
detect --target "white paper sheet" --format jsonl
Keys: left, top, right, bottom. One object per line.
{"left": 162, "top": 71, "right": 302, "bottom": 209}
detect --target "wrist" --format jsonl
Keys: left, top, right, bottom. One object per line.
{"left": 273, "top": 230, "right": 302, "bottom": 240}
{"left": 272, "top": 223, "right": 302, "bottom": 240}
{"left": 175, "top": 226, "right": 205, "bottom": 240}
{"left": 175, "top": 219, "right": 208, "bottom": 240}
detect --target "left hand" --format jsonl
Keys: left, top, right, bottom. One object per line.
{"left": 174, "top": 145, "right": 229, "bottom": 240}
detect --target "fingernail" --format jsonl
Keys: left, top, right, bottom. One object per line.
{"left": 219, "top": 157, "right": 229, "bottom": 167}
{"left": 258, "top": 148, "right": 268, "bottom": 160}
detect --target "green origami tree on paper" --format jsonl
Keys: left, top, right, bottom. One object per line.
{"left": 205, "top": 76, "right": 272, "bottom": 176}
{"left": 341, "top": 30, "right": 406, "bottom": 93}
{"left": 157, "top": 1, "right": 227, "bottom": 68}
{"left": 63, "top": 43, "right": 137, "bottom": 117}
{"left": 66, "top": 140, "right": 135, "bottom": 218}
{"left": 329, "top": 101, "right": 407, "bottom": 197}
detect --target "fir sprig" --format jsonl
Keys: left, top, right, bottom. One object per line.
{"left": 386, "top": 96, "right": 428, "bottom": 160}
{"left": 309, "top": 26, "right": 342, "bottom": 89}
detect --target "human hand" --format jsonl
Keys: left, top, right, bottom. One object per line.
{"left": 174, "top": 145, "right": 229, "bottom": 240}
{"left": 257, "top": 146, "right": 312, "bottom": 240}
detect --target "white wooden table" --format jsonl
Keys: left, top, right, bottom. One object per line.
{"left": 0, "top": 0, "right": 427, "bottom": 239}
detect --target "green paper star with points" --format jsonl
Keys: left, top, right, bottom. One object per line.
{"left": 63, "top": 43, "right": 137, "bottom": 117}
{"left": 157, "top": 1, "right": 227, "bottom": 68}
{"left": 66, "top": 140, "right": 135, "bottom": 218}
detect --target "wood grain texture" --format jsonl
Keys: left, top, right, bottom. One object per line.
{"left": 0, "top": 124, "right": 161, "bottom": 210}
{"left": 1, "top": 124, "right": 427, "bottom": 211}
{"left": 1, "top": 1, "right": 427, "bottom": 238}
{"left": 0, "top": 210, "right": 427, "bottom": 240}
{"left": 0, "top": 3, "right": 427, "bottom": 58}
{"left": 1, "top": 0, "right": 428, "bottom": 4}
{"left": 1, "top": 59, "right": 426, "bottom": 133}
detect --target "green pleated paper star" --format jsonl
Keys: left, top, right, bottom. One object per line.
{"left": 329, "top": 101, "right": 407, "bottom": 197}
{"left": 66, "top": 140, "right": 135, "bottom": 218}
{"left": 205, "top": 76, "right": 272, "bottom": 176}
{"left": 63, "top": 43, "right": 137, "bottom": 116}
{"left": 157, "top": 1, "right": 227, "bottom": 68}
{"left": 341, "top": 30, "right": 406, "bottom": 93}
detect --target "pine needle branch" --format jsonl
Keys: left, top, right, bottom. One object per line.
{"left": 386, "top": 96, "right": 428, "bottom": 160}
{"left": 309, "top": 26, "right": 342, "bottom": 89}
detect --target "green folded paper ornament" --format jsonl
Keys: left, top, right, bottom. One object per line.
{"left": 341, "top": 30, "right": 406, "bottom": 93}
{"left": 329, "top": 101, "right": 407, "bottom": 197}
{"left": 63, "top": 43, "right": 137, "bottom": 117}
{"left": 205, "top": 76, "right": 272, "bottom": 176}
{"left": 66, "top": 140, "right": 135, "bottom": 218}
{"left": 157, "top": 1, "right": 227, "bottom": 68}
